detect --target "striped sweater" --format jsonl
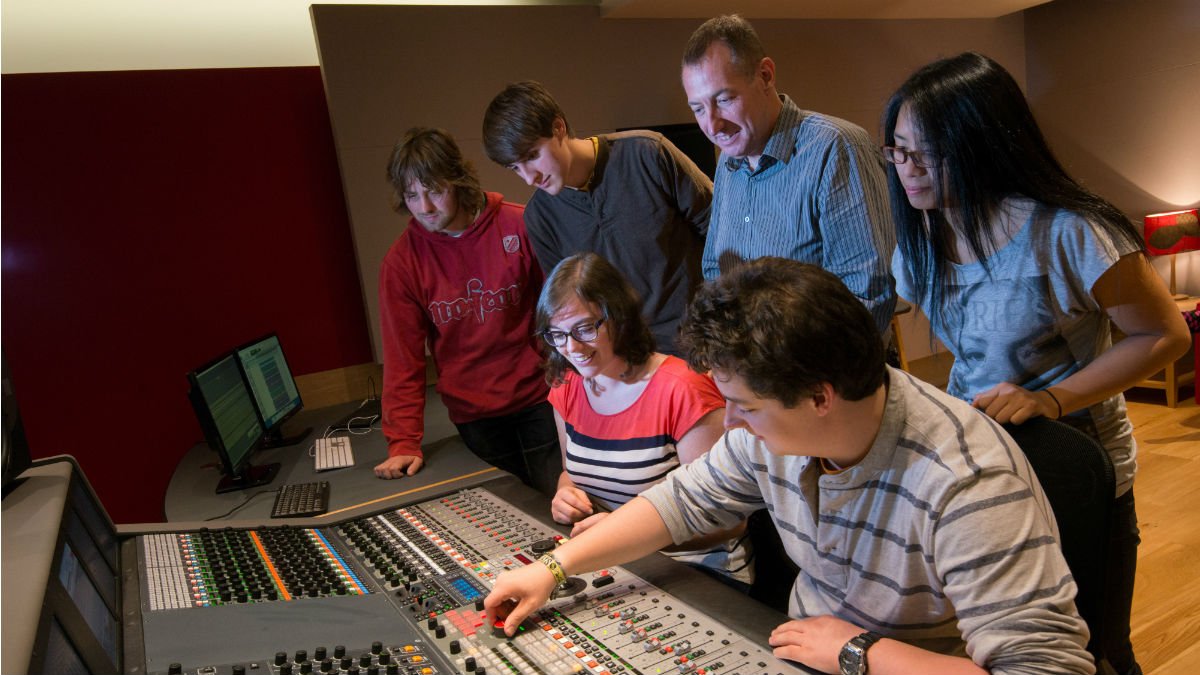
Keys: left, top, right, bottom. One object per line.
{"left": 641, "top": 367, "right": 1094, "bottom": 675}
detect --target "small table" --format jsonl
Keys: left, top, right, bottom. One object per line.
{"left": 164, "top": 400, "right": 499, "bottom": 521}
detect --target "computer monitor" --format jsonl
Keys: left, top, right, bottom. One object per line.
{"left": 234, "top": 333, "right": 311, "bottom": 448}
{"left": 187, "top": 353, "right": 279, "bottom": 493}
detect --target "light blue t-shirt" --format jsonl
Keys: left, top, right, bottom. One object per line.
{"left": 893, "top": 198, "right": 1140, "bottom": 494}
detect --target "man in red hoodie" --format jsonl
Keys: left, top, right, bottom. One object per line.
{"left": 375, "top": 127, "right": 560, "bottom": 496}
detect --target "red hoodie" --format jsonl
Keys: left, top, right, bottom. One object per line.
{"left": 379, "top": 192, "right": 548, "bottom": 457}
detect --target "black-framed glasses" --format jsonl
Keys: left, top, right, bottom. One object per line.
{"left": 881, "top": 146, "right": 941, "bottom": 168}
{"left": 540, "top": 318, "right": 605, "bottom": 348}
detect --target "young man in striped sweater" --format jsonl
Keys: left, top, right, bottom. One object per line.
{"left": 486, "top": 258, "right": 1094, "bottom": 675}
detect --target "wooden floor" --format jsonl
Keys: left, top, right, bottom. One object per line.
{"left": 1124, "top": 389, "right": 1200, "bottom": 675}
{"left": 910, "top": 352, "right": 1200, "bottom": 674}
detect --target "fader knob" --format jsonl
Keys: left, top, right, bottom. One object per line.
{"left": 321, "top": 658, "right": 334, "bottom": 672}
{"left": 168, "top": 664, "right": 183, "bottom": 675}
{"left": 315, "top": 647, "right": 328, "bottom": 661}
{"left": 435, "top": 625, "right": 446, "bottom": 639}
{"left": 530, "top": 538, "right": 556, "bottom": 556}
{"left": 233, "top": 666, "right": 246, "bottom": 675}
{"left": 449, "top": 640, "right": 461, "bottom": 654}
{"left": 372, "top": 641, "right": 384, "bottom": 655}
{"left": 280, "top": 665, "right": 293, "bottom": 675}
{"left": 275, "top": 652, "right": 288, "bottom": 666}
{"left": 334, "top": 645, "right": 347, "bottom": 659}
{"left": 296, "top": 650, "right": 308, "bottom": 663}
{"left": 378, "top": 652, "right": 391, "bottom": 665}
{"left": 466, "top": 657, "right": 477, "bottom": 671}
{"left": 387, "top": 664, "right": 399, "bottom": 675}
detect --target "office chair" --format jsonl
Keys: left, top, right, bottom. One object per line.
{"left": 747, "top": 508, "right": 800, "bottom": 613}
{"left": 1002, "top": 416, "right": 1115, "bottom": 662}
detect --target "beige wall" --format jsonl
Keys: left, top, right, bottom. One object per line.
{"left": 1025, "top": 0, "right": 1200, "bottom": 296}
{"left": 312, "top": 4, "right": 1025, "bottom": 362}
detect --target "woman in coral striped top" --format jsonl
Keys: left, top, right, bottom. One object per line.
{"left": 534, "top": 253, "right": 752, "bottom": 585}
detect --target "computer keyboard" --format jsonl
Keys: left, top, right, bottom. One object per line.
{"left": 314, "top": 435, "right": 355, "bottom": 471}
{"left": 270, "top": 481, "right": 330, "bottom": 518}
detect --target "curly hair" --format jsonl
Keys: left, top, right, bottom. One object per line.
{"left": 679, "top": 258, "right": 884, "bottom": 406}
{"left": 535, "top": 253, "right": 655, "bottom": 387}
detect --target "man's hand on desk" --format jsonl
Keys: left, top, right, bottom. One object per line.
{"left": 374, "top": 454, "right": 425, "bottom": 479}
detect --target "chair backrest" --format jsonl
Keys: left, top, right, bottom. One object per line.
{"left": 1002, "top": 417, "right": 1115, "bottom": 659}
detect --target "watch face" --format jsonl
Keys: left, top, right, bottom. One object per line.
{"left": 838, "top": 643, "right": 865, "bottom": 675}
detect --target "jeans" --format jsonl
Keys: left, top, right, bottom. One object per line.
{"left": 1059, "top": 415, "right": 1142, "bottom": 675}
{"left": 455, "top": 401, "right": 562, "bottom": 498}
{"left": 1098, "top": 488, "right": 1142, "bottom": 675}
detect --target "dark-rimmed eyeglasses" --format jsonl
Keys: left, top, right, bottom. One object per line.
{"left": 881, "top": 146, "right": 941, "bottom": 168}
{"left": 540, "top": 318, "right": 605, "bottom": 348}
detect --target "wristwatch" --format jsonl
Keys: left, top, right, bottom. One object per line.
{"left": 838, "top": 631, "right": 883, "bottom": 675}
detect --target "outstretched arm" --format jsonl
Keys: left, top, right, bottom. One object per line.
{"left": 484, "top": 496, "right": 673, "bottom": 635}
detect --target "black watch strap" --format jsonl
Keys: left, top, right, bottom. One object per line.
{"left": 839, "top": 631, "right": 884, "bottom": 675}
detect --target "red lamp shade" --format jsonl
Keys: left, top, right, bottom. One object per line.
{"left": 1144, "top": 209, "right": 1200, "bottom": 255}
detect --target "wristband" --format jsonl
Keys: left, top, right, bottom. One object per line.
{"left": 1044, "top": 388, "right": 1063, "bottom": 419}
{"left": 538, "top": 553, "right": 567, "bottom": 585}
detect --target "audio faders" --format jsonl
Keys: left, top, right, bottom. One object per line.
{"left": 136, "top": 486, "right": 812, "bottom": 675}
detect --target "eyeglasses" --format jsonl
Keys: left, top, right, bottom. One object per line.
{"left": 540, "top": 318, "right": 606, "bottom": 348}
{"left": 881, "top": 146, "right": 941, "bottom": 169}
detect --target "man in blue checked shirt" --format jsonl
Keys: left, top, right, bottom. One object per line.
{"left": 680, "top": 14, "right": 897, "bottom": 337}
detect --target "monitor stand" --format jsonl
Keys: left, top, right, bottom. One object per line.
{"left": 260, "top": 425, "right": 313, "bottom": 449}
{"left": 215, "top": 462, "right": 281, "bottom": 494}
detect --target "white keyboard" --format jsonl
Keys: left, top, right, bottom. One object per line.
{"left": 314, "top": 436, "right": 355, "bottom": 471}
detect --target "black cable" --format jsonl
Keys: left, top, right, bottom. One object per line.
{"left": 204, "top": 489, "right": 274, "bottom": 521}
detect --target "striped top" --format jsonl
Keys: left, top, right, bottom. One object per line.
{"left": 704, "top": 94, "right": 897, "bottom": 334}
{"left": 549, "top": 357, "right": 752, "bottom": 582}
{"left": 548, "top": 356, "right": 723, "bottom": 510}
{"left": 641, "top": 367, "right": 1094, "bottom": 674}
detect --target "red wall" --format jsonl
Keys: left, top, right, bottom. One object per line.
{"left": 2, "top": 67, "right": 373, "bottom": 523}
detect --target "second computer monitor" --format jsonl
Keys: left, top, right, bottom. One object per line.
{"left": 235, "top": 334, "right": 311, "bottom": 448}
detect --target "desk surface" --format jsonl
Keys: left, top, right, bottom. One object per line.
{"left": 164, "top": 399, "right": 500, "bottom": 522}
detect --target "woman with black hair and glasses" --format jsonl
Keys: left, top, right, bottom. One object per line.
{"left": 534, "top": 252, "right": 752, "bottom": 587}
{"left": 882, "top": 52, "right": 1190, "bottom": 675}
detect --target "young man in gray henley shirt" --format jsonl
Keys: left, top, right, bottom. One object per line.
{"left": 485, "top": 259, "right": 1094, "bottom": 675}
{"left": 483, "top": 81, "right": 712, "bottom": 356}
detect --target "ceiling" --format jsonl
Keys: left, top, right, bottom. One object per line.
{"left": 599, "top": 0, "right": 1052, "bottom": 19}
{"left": 0, "top": 0, "right": 1053, "bottom": 74}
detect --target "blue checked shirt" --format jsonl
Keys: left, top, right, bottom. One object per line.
{"left": 704, "top": 95, "right": 897, "bottom": 333}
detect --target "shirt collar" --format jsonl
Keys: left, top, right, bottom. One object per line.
{"left": 723, "top": 94, "right": 803, "bottom": 174}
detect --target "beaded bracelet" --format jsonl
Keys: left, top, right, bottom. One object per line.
{"left": 538, "top": 553, "right": 567, "bottom": 585}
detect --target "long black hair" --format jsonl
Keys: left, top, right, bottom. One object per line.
{"left": 882, "top": 52, "right": 1142, "bottom": 324}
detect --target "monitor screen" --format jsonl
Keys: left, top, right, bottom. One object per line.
{"left": 190, "top": 354, "right": 263, "bottom": 475}
{"left": 236, "top": 334, "right": 302, "bottom": 430}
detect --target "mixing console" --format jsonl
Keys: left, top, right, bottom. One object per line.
{"left": 135, "top": 486, "right": 813, "bottom": 675}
